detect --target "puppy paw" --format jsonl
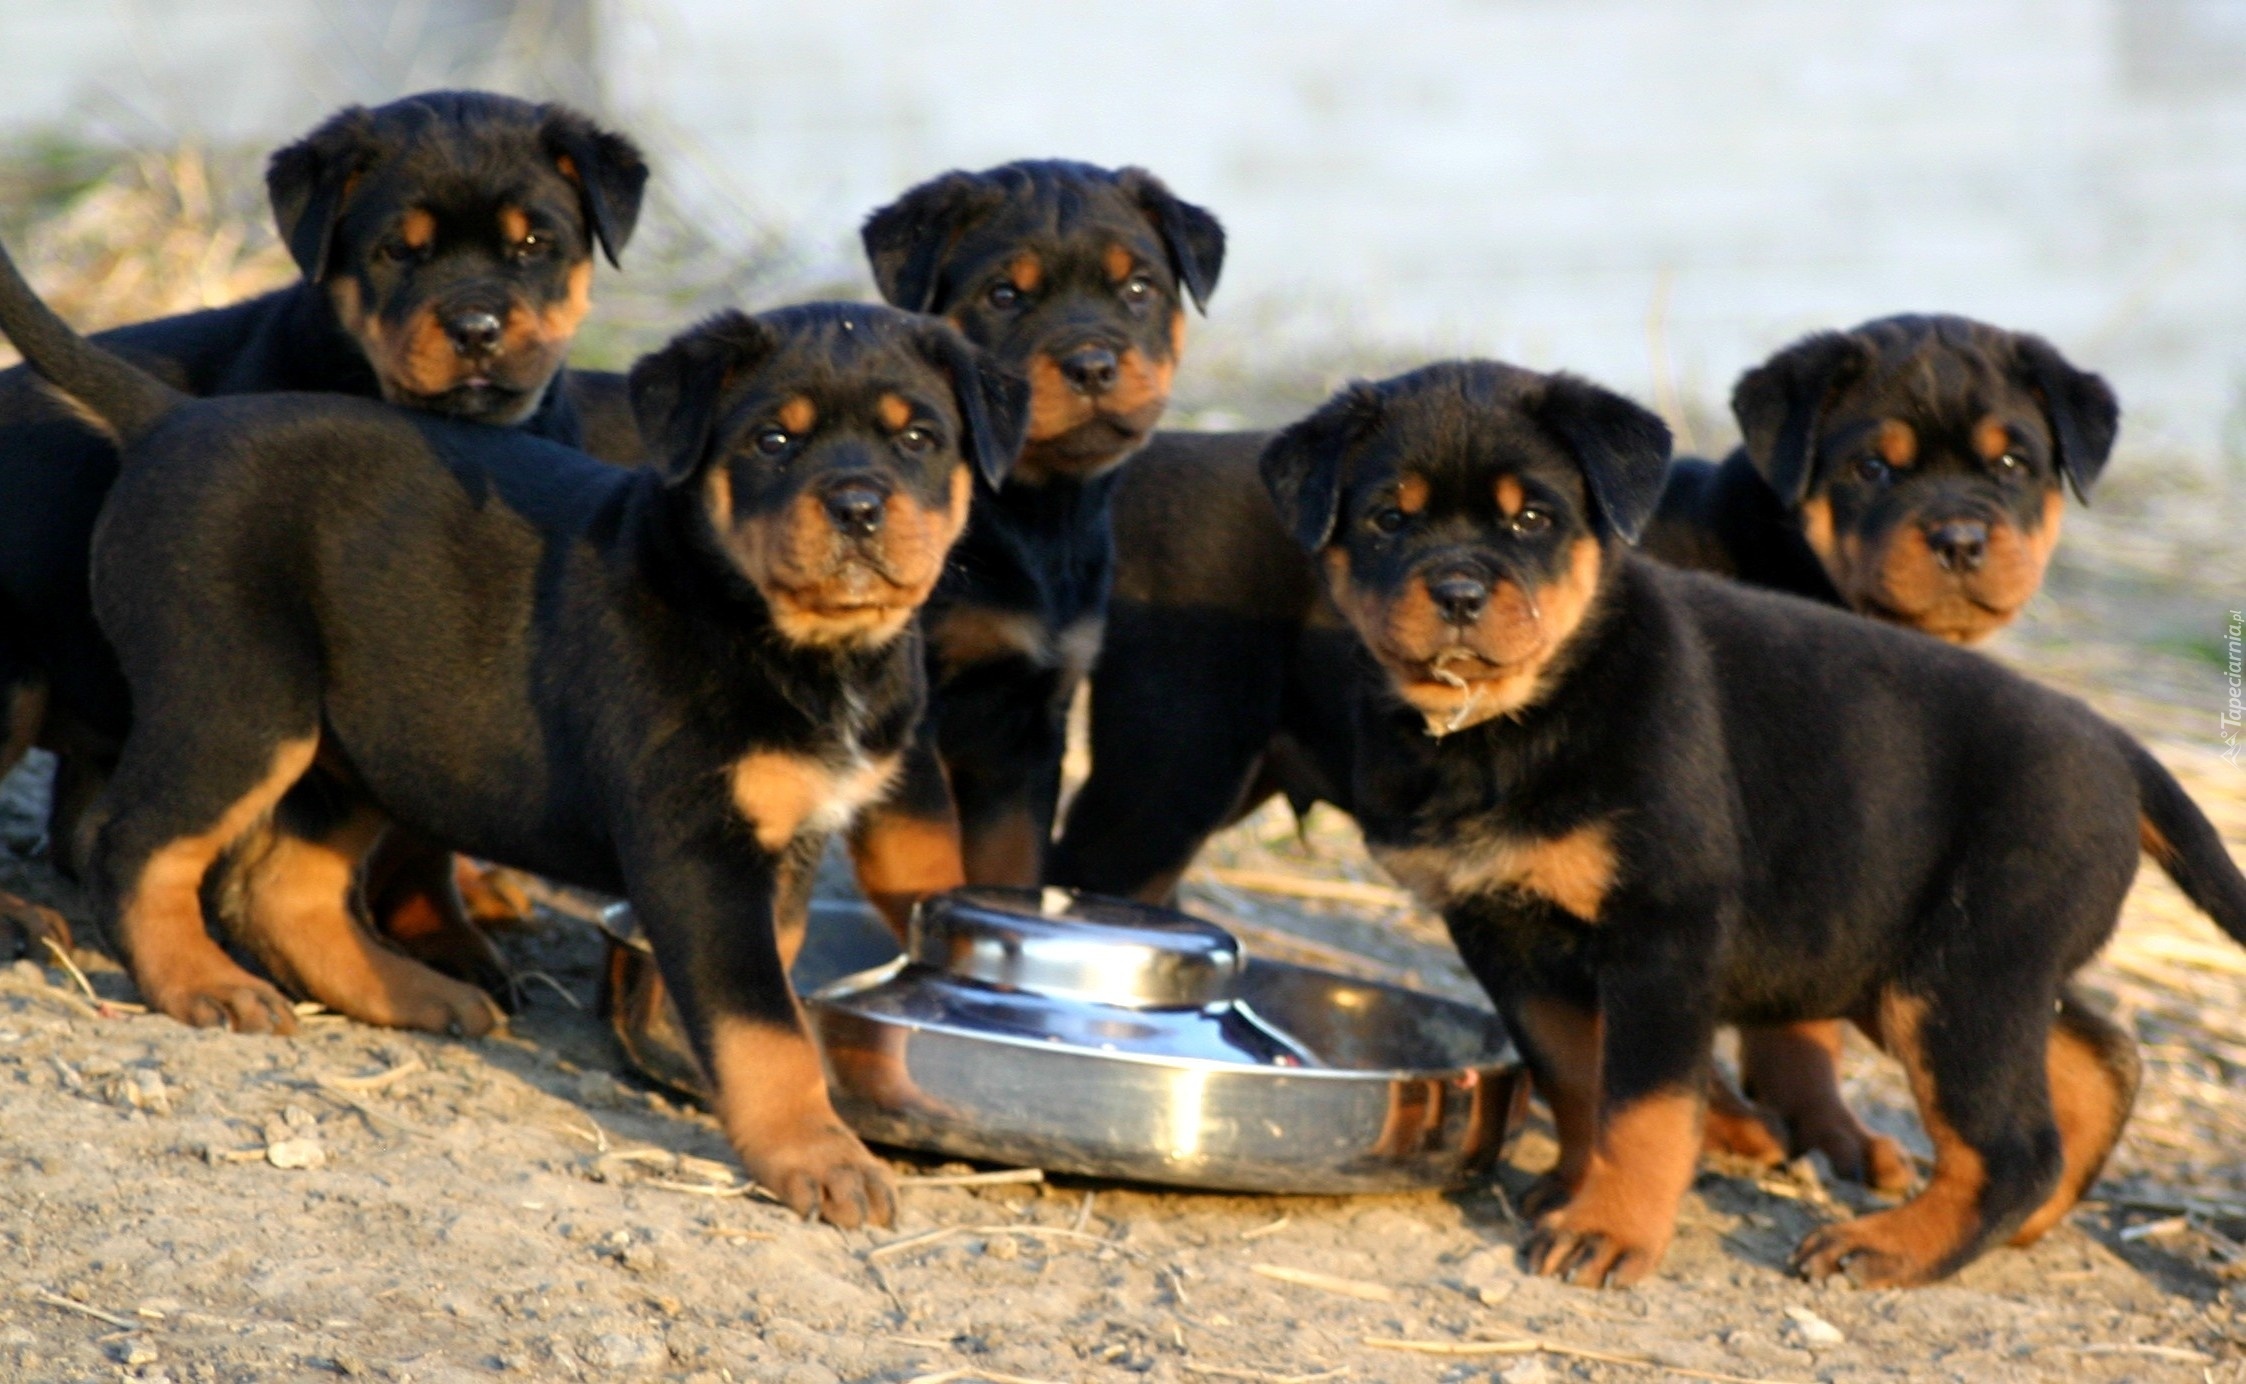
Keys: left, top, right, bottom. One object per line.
{"left": 1791, "top": 1212, "right": 1950, "bottom": 1288}
{"left": 1700, "top": 1097, "right": 1789, "bottom": 1170}
{"left": 1524, "top": 1199, "right": 1673, "bottom": 1288}
{"left": 1800, "top": 1124, "right": 1913, "bottom": 1195}
{"left": 149, "top": 970, "right": 298, "bottom": 1035}
{"left": 743, "top": 1123, "right": 897, "bottom": 1230}
{"left": 0, "top": 895, "right": 72, "bottom": 961}
{"left": 394, "top": 972, "right": 504, "bottom": 1039}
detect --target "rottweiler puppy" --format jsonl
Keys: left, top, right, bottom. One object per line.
{"left": 850, "top": 159, "right": 1223, "bottom": 907}
{"left": 1639, "top": 316, "right": 2121, "bottom": 1188}
{"left": 0, "top": 230, "right": 1025, "bottom": 1225}
{"left": 0, "top": 90, "right": 647, "bottom": 975}
{"left": 1643, "top": 314, "right": 2117, "bottom": 644}
{"left": 1255, "top": 359, "right": 2245, "bottom": 1288}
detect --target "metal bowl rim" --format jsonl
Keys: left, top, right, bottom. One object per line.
{"left": 806, "top": 958, "right": 1512, "bottom": 1084}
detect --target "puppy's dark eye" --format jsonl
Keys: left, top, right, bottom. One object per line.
{"left": 509, "top": 232, "right": 549, "bottom": 261}
{"left": 987, "top": 283, "right": 1022, "bottom": 310}
{"left": 754, "top": 429, "right": 791, "bottom": 455}
{"left": 378, "top": 238, "right": 421, "bottom": 264}
{"left": 1370, "top": 507, "right": 1409, "bottom": 535}
{"left": 1120, "top": 274, "right": 1156, "bottom": 309}
{"left": 1994, "top": 451, "right": 2025, "bottom": 476}
{"left": 897, "top": 425, "right": 937, "bottom": 454}
{"left": 1855, "top": 455, "right": 1890, "bottom": 484}
{"left": 1509, "top": 507, "right": 1553, "bottom": 535}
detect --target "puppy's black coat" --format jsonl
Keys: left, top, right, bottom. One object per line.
{"left": 1256, "top": 360, "right": 2245, "bottom": 1289}
{"left": 852, "top": 159, "right": 1223, "bottom": 902}
{"left": 0, "top": 229, "right": 1025, "bottom": 1227}
{"left": 0, "top": 91, "right": 647, "bottom": 959}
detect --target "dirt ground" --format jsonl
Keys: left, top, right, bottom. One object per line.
{"left": 0, "top": 463, "right": 2239, "bottom": 1384}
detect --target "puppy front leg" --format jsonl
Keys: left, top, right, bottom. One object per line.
{"left": 1521, "top": 956, "right": 1714, "bottom": 1288}
{"left": 628, "top": 841, "right": 894, "bottom": 1228}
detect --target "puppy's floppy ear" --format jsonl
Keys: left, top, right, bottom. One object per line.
{"left": 861, "top": 172, "right": 1005, "bottom": 313}
{"left": 1118, "top": 167, "right": 1226, "bottom": 314}
{"left": 540, "top": 108, "right": 649, "bottom": 269}
{"left": 1730, "top": 330, "right": 1867, "bottom": 508}
{"left": 918, "top": 324, "right": 1030, "bottom": 490}
{"left": 2010, "top": 333, "right": 2119, "bottom": 504}
{"left": 1530, "top": 374, "right": 1673, "bottom": 544}
{"left": 628, "top": 312, "right": 776, "bottom": 487}
{"left": 1260, "top": 383, "right": 1384, "bottom": 553}
{"left": 267, "top": 106, "right": 378, "bottom": 282}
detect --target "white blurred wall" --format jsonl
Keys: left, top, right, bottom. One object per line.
{"left": 3, "top": 0, "right": 2244, "bottom": 464}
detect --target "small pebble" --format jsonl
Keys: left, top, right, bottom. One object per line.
{"left": 265, "top": 1137, "right": 326, "bottom": 1170}
{"left": 1784, "top": 1304, "right": 1846, "bottom": 1346}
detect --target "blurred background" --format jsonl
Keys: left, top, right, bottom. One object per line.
{"left": 1, "top": 0, "right": 2243, "bottom": 477}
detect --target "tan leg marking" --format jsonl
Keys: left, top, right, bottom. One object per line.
{"left": 1741, "top": 1021, "right": 1912, "bottom": 1192}
{"left": 2010, "top": 1002, "right": 2137, "bottom": 1246}
{"left": 1701, "top": 1070, "right": 1788, "bottom": 1168}
{"left": 1793, "top": 992, "right": 1989, "bottom": 1285}
{"left": 119, "top": 737, "right": 318, "bottom": 1034}
{"left": 848, "top": 808, "right": 965, "bottom": 940}
{"left": 1528, "top": 1089, "right": 1701, "bottom": 1287}
{"left": 961, "top": 804, "right": 1045, "bottom": 889}
{"left": 707, "top": 1014, "right": 895, "bottom": 1228}
{"left": 235, "top": 810, "right": 500, "bottom": 1036}
{"left": 453, "top": 858, "right": 535, "bottom": 929}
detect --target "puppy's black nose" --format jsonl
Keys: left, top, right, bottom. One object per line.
{"left": 1428, "top": 573, "right": 1490, "bottom": 625}
{"left": 1056, "top": 345, "right": 1120, "bottom": 396}
{"left": 1926, "top": 520, "right": 1989, "bottom": 573}
{"left": 445, "top": 310, "right": 504, "bottom": 358}
{"left": 823, "top": 480, "right": 888, "bottom": 537}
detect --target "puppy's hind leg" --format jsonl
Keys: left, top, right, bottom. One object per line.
{"left": 93, "top": 731, "right": 319, "bottom": 1035}
{"left": 2008, "top": 986, "right": 2138, "bottom": 1246}
{"left": 1792, "top": 987, "right": 2060, "bottom": 1286}
{"left": 224, "top": 778, "right": 501, "bottom": 1037}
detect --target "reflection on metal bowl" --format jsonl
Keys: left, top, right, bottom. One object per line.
{"left": 807, "top": 887, "right": 1525, "bottom": 1194}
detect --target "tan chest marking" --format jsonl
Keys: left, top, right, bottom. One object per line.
{"left": 1373, "top": 821, "right": 1617, "bottom": 922}
{"left": 731, "top": 751, "right": 902, "bottom": 853}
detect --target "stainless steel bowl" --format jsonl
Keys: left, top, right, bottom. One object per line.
{"left": 807, "top": 887, "right": 1525, "bottom": 1194}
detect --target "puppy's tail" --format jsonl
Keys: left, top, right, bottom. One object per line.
{"left": 0, "top": 232, "right": 182, "bottom": 445}
{"left": 2126, "top": 736, "right": 2246, "bottom": 944}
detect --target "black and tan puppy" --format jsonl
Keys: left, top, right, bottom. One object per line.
{"left": 1639, "top": 316, "right": 2120, "bottom": 1188}
{"left": 1253, "top": 360, "right": 2246, "bottom": 1288}
{"left": 0, "top": 230, "right": 1024, "bottom": 1225}
{"left": 0, "top": 90, "right": 647, "bottom": 967}
{"left": 1643, "top": 314, "right": 2117, "bottom": 646}
{"left": 850, "top": 159, "right": 1222, "bottom": 905}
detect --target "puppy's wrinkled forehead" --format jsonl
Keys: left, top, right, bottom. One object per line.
{"left": 1356, "top": 369, "right": 1589, "bottom": 501}
{"left": 1845, "top": 318, "right": 2021, "bottom": 416}
{"left": 723, "top": 310, "right": 945, "bottom": 408}
{"left": 946, "top": 172, "right": 1165, "bottom": 278}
